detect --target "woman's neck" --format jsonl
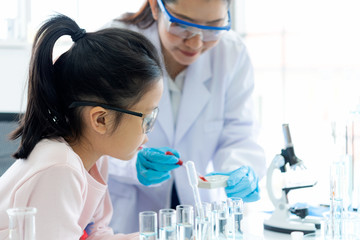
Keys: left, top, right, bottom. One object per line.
{"left": 162, "top": 46, "right": 187, "bottom": 80}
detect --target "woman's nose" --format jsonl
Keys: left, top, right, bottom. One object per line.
{"left": 184, "top": 33, "right": 203, "bottom": 50}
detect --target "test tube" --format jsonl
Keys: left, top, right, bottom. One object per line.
{"left": 230, "top": 197, "right": 244, "bottom": 239}
{"left": 195, "top": 202, "right": 211, "bottom": 240}
{"left": 176, "top": 205, "right": 194, "bottom": 240}
{"left": 139, "top": 211, "right": 157, "bottom": 240}
{"left": 159, "top": 209, "right": 176, "bottom": 240}
{"left": 329, "top": 161, "right": 344, "bottom": 238}
{"left": 218, "top": 201, "right": 234, "bottom": 240}
{"left": 7, "top": 207, "right": 37, "bottom": 240}
{"left": 226, "top": 198, "right": 235, "bottom": 240}
{"left": 211, "top": 201, "right": 219, "bottom": 240}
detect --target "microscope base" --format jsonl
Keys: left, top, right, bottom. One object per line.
{"left": 263, "top": 217, "right": 317, "bottom": 234}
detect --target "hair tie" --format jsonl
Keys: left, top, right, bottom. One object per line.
{"left": 71, "top": 28, "right": 86, "bottom": 42}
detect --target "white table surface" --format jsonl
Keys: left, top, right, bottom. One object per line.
{"left": 242, "top": 203, "right": 322, "bottom": 240}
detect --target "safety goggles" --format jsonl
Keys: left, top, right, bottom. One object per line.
{"left": 157, "top": 0, "right": 231, "bottom": 42}
{"left": 69, "top": 101, "right": 159, "bottom": 134}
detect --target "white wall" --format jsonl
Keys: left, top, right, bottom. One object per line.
{"left": 0, "top": 0, "right": 145, "bottom": 113}
{"left": 0, "top": 45, "right": 30, "bottom": 112}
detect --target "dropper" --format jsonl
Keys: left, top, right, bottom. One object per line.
{"left": 165, "top": 151, "right": 207, "bottom": 182}
{"left": 185, "top": 161, "right": 204, "bottom": 220}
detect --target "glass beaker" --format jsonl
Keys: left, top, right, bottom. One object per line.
{"left": 159, "top": 209, "right": 176, "bottom": 240}
{"left": 7, "top": 207, "right": 37, "bottom": 240}
{"left": 176, "top": 205, "right": 194, "bottom": 240}
{"left": 139, "top": 211, "right": 157, "bottom": 240}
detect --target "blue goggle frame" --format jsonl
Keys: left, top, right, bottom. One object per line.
{"left": 157, "top": 0, "right": 231, "bottom": 31}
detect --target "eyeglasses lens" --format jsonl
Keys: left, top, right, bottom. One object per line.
{"left": 143, "top": 108, "right": 159, "bottom": 134}
{"left": 164, "top": 18, "right": 225, "bottom": 42}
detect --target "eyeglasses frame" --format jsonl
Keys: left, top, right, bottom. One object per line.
{"left": 68, "top": 101, "right": 158, "bottom": 133}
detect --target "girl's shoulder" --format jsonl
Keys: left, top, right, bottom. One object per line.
{"left": 27, "top": 138, "right": 84, "bottom": 174}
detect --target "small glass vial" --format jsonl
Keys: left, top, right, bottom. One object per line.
{"left": 176, "top": 205, "right": 194, "bottom": 240}
{"left": 195, "top": 202, "right": 211, "bottom": 240}
{"left": 7, "top": 207, "right": 37, "bottom": 240}
{"left": 159, "top": 209, "right": 176, "bottom": 240}
{"left": 139, "top": 211, "right": 157, "bottom": 240}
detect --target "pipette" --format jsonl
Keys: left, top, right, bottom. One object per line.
{"left": 165, "top": 151, "right": 207, "bottom": 182}
{"left": 185, "top": 161, "right": 204, "bottom": 220}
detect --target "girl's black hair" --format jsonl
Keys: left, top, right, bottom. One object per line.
{"left": 118, "top": 0, "right": 231, "bottom": 29}
{"left": 11, "top": 14, "right": 162, "bottom": 159}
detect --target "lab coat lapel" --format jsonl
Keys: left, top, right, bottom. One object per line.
{"left": 175, "top": 55, "right": 211, "bottom": 145}
{"left": 145, "top": 25, "right": 175, "bottom": 145}
{"left": 157, "top": 77, "right": 175, "bottom": 145}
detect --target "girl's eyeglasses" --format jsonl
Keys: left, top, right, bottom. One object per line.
{"left": 157, "top": 0, "right": 231, "bottom": 42}
{"left": 69, "top": 101, "right": 159, "bottom": 134}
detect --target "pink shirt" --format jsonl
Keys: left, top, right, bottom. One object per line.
{"left": 0, "top": 138, "right": 138, "bottom": 240}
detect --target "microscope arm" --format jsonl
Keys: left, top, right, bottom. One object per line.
{"left": 266, "top": 154, "right": 286, "bottom": 207}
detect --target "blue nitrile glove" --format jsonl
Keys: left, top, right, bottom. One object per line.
{"left": 206, "top": 166, "right": 260, "bottom": 202}
{"left": 136, "top": 147, "right": 181, "bottom": 186}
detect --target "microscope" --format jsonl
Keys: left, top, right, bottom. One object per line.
{"left": 263, "top": 124, "right": 320, "bottom": 234}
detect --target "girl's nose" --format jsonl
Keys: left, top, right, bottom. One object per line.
{"left": 142, "top": 135, "right": 149, "bottom": 145}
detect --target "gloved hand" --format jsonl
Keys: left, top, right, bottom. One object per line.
{"left": 136, "top": 147, "right": 181, "bottom": 186}
{"left": 206, "top": 166, "right": 260, "bottom": 202}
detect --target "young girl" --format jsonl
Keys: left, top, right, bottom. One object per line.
{"left": 0, "top": 14, "right": 164, "bottom": 239}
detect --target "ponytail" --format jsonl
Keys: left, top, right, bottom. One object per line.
{"left": 11, "top": 15, "right": 91, "bottom": 159}
{"left": 11, "top": 14, "right": 162, "bottom": 159}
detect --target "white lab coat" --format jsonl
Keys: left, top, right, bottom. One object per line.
{"left": 104, "top": 21, "right": 266, "bottom": 234}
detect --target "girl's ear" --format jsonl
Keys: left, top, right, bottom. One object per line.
{"left": 88, "top": 107, "right": 109, "bottom": 135}
{"left": 148, "top": 0, "right": 159, "bottom": 20}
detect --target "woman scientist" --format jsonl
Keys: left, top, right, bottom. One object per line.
{"left": 103, "top": 0, "right": 266, "bottom": 233}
